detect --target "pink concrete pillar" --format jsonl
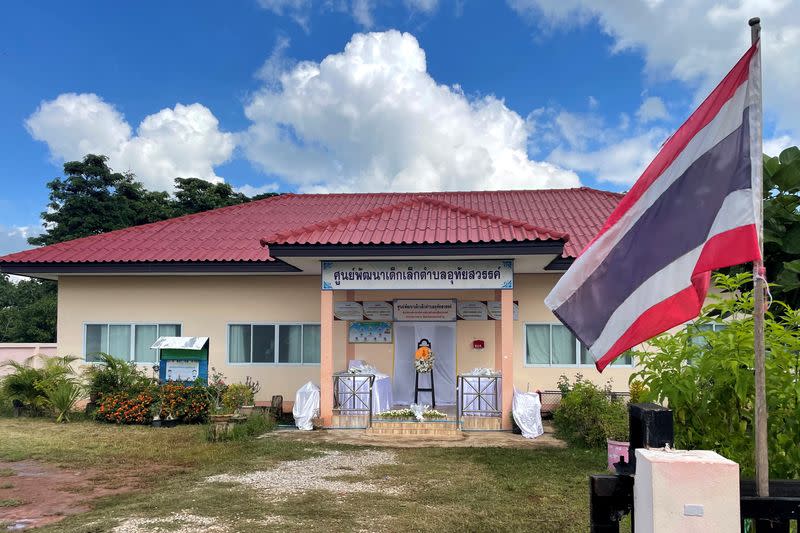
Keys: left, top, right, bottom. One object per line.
{"left": 494, "top": 290, "right": 502, "bottom": 371}
{"left": 500, "top": 288, "right": 514, "bottom": 430}
{"left": 320, "top": 290, "right": 334, "bottom": 427}
{"left": 345, "top": 290, "right": 355, "bottom": 364}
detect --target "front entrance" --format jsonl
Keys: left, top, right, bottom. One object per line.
{"left": 392, "top": 322, "right": 456, "bottom": 405}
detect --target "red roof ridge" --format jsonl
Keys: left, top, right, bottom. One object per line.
{"left": 272, "top": 186, "right": 620, "bottom": 197}
{"left": 260, "top": 195, "right": 568, "bottom": 246}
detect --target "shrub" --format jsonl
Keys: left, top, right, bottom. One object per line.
{"left": 633, "top": 273, "right": 800, "bottom": 479}
{"left": 205, "top": 413, "right": 275, "bottom": 442}
{"left": 83, "top": 353, "right": 155, "bottom": 405}
{"left": 222, "top": 383, "right": 254, "bottom": 414}
{"left": 0, "top": 355, "right": 80, "bottom": 417}
{"left": 96, "top": 391, "right": 155, "bottom": 424}
{"left": 629, "top": 380, "right": 648, "bottom": 404}
{"left": 205, "top": 367, "right": 229, "bottom": 414}
{"left": 158, "top": 382, "right": 209, "bottom": 423}
{"left": 42, "top": 378, "right": 84, "bottom": 423}
{"left": 553, "top": 375, "right": 628, "bottom": 448}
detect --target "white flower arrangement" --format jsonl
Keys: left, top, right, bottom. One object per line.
{"left": 377, "top": 405, "right": 447, "bottom": 421}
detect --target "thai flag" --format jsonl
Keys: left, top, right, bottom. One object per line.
{"left": 545, "top": 41, "right": 763, "bottom": 371}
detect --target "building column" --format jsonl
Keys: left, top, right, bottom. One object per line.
{"left": 345, "top": 290, "right": 356, "bottom": 365}
{"left": 494, "top": 290, "right": 502, "bottom": 371}
{"left": 500, "top": 288, "right": 514, "bottom": 430}
{"left": 320, "top": 289, "right": 334, "bottom": 427}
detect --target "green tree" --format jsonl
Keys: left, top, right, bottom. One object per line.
{"left": 9, "top": 154, "right": 282, "bottom": 343}
{"left": 0, "top": 275, "right": 57, "bottom": 342}
{"left": 762, "top": 146, "right": 800, "bottom": 308}
{"left": 172, "top": 177, "right": 249, "bottom": 215}
{"left": 632, "top": 273, "right": 800, "bottom": 479}
{"left": 29, "top": 154, "right": 172, "bottom": 246}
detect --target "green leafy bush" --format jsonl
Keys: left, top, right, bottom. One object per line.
{"left": 553, "top": 374, "right": 629, "bottom": 448}
{"left": 0, "top": 355, "right": 81, "bottom": 417}
{"left": 221, "top": 383, "right": 254, "bottom": 414}
{"left": 42, "top": 378, "right": 83, "bottom": 423}
{"left": 83, "top": 353, "right": 155, "bottom": 406}
{"left": 633, "top": 273, "right": 800, "bottom": 478}
{"left": 205, "top": 413, "right": 275, "bottom": 442}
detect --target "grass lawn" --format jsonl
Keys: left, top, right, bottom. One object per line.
{"left": 0, "top": 418, "right": 618, "bottom": 532}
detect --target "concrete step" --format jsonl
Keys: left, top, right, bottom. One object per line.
{"left": 366, "top": 418, "right": 462, "bottom": 438}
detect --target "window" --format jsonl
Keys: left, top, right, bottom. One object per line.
{"left": 228, "top": 323, "right": 320, "bottom": 364}
{"left": 525, "top": 323, "right": 634, "bottom": 367}
{"left": 688, "top": 322, "right": 727, "bottom": 347}
{"left": 85, "top": 324, "right": 181, "bottom": 363}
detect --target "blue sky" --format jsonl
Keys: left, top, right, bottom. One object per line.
{"left": 1, "top": 0, "right": 798, "bottom": 255}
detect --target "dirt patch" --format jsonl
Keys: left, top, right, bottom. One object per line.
{"left": 0, "top": 460, "right": 140, "bottom": 530}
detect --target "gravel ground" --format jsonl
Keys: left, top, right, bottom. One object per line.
{"left": 112, "top": 511, "right": 287, "bottom": 533}
{"left": 206, "top": 449, "right": 399, "bottom": 495}
{"left": 112, "top": 512, "right": 231, "bottom": 533}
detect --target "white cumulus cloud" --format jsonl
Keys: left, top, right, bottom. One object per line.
{"left": 241, "top": 30, "right": 581, "bottom": 192}
{"left": 508, "top": 0, "right": 800, "bottom": 138}
{"left": 636, "top": 96, "right": 669, "bottom": 123}
{"left": 549, "top": 128, "right": 667, "bottom": 186}
{"left": 235, "top": 183, "right": 281, "bottom": 196}
{"left": 0, "top": 225, "right": 35, "bottom": 256}
{"left": 764, "top": 134, "right": 798, "bottom": 157}
{"left": 26, "top": 93, "right": 235, "bottom": 191}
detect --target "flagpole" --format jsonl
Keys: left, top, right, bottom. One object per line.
{"left": 749, "top": 16, "right": 769, "bottom": 498}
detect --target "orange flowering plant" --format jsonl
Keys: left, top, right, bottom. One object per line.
{"left": 95, "top": 383, "right": 210, "bottom": 425}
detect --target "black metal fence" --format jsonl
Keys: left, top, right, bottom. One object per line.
{"left": 588, "top": 403, "right": 800, "bottom": 532}
{"left": 539, "top": 390, "right": 630, "bottom": 418}
{"left": 740, "top": 480, "right": 800, "bottom": 532}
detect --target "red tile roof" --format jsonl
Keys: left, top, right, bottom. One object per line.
{"left": 262, "top": 197, "right": 568, "bottom": 246}
{"left": 0, "top": 188, "right": 623, "bottom": 264}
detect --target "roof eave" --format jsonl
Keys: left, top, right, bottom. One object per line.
{"left": 0, "top": 259, "right": 302, "bottom": 276}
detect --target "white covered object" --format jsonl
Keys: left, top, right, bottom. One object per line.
{"left": 512, "top": 388, "right": 544, "bottom": 439}
{"left": 293, "top": 381, "right": 320, "bottom": 431}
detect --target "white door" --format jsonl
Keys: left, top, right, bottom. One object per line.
{"left": 392, "top": 322, "right": 456, "bottom": 405}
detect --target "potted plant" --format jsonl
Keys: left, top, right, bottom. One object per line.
{"left": 222, "top": 383, "right": 254, "bottom": 419}
{"left": 151, "top": 400, "right": 162, "bottom": 427}
{"left": 234, "top": 376, "right": 260, "bottom": 416}
{"left": 607, "top": 428, "right": 630, "bottom": 472}
{"left": 206, "top": 369, "right": 240, "bottom": 440}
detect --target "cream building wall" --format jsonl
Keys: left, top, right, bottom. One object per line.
{"left": 57, "top": 273, "right": 637, "bottom": 403}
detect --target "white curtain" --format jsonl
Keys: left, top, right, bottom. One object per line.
{"left": 85, "top": 324, "right": 108, "bottom": 362}
{"left": 525, "top": 324, "right": 550, "bottom": 365}
{"left": 229, "top": 325, "right": 250, "bottom": 363}
{"left": 279, "top": 325, "right": 302, "bottom": 363}
{"left": 134, "top": 325, "right": 158, "bottom": 363}
{"left": 108, "top": 325, "right": 131, "bottom": 361}
{"left": 551, "top": 325, "right": 575, "bottom": 365}
{"left": 303, "top": 325, "right": 321, "bottom": 364}
{"left": 392, "top": 322, "right": 457, "bottom": 405}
